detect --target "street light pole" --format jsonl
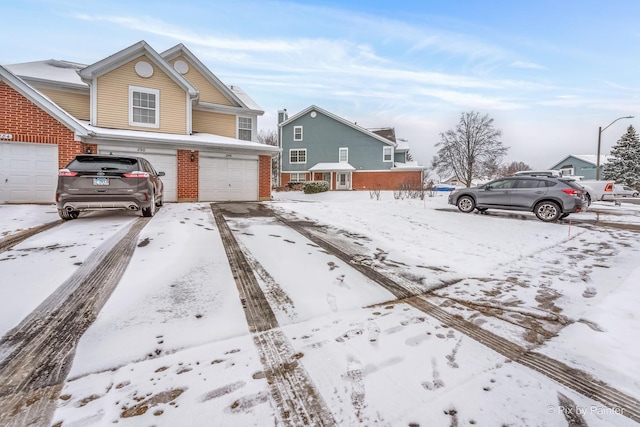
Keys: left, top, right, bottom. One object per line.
{"left": 596, "top": 115, "right": 634, "bottom": 180}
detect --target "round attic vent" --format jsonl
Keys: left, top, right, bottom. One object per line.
{"left": 310, "top": 111, "right": 317, "bottom": 118}
{"left": 174, "top": 60, "right": 189, "bottom": 74}
{"left": 134, "top": 61, "right": 154, "bottom": 78}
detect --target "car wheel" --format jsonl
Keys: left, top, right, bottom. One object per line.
{"left": 534, "top": 201, "right": 561, "bottom": 222}
{"left": 58, "top": 209, "right": 79, "bottom": 220}
{"left": 456, "top": 195, "right": 476, "bottom": 213}
{"left": 633, "top": 192, "right": 639, "bottom": 197}
{"left": 142, "top": 193, "right": 156, "bottom": 217}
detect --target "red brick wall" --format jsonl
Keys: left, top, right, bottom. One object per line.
{"left": 177, "top": 150, "right": 198, "bottom": 201}
{"left": 0, "top": 82, "right": 82, "bottom": 167}
{"left": 280, "top": 172, "right": 309, "bottom": 187}
{"left": 352, "top": 170, "right": 423, "bottom": 190}
{"left": 259, "top": 155, "right": 272, "bottom": 200}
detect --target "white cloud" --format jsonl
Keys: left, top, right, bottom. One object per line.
{"left": 510, "top": 61, "right": 547, "bottom": 70}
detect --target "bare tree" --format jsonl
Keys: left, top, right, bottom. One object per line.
{"left": 500, "top": 161, "right": 532, "bottom": 176}
{"left": 432, "top": 111, "right": 508, "bottom": 187}
{"left": 257, "top": 129, "right": 279, "bottom": 186}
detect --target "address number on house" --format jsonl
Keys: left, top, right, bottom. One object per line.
{"left": 0, "top": 133, "right": 13, "bottom": 140}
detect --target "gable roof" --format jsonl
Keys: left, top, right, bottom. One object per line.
{"left": 0, "top": 65, "right": 89, "bottom": 137}
{"left": 78, "top": 40, "right": 198, "bottom": 99}
{"left": 161, "top": 44, "right": 262, "bottom": 115}
{"left": 3, "top": 60, "right": 87, "bottom": 90}
{"left": 279, "top": 105, "right": 395, "bottom": 146}
{"left": 551, "top": 154, "right": 609, "bottom": 167}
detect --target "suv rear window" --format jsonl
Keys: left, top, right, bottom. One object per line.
{"left": 67, "top": 156, "right": 139, "bottom": 173}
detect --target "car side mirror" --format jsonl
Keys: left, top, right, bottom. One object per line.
{"left": 484, "top": 185, "right": 491, "bottom": 190}
{"left": 158, "top": 171, "right": 166, "bottom": 177}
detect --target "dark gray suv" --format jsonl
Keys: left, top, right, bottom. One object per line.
{"left": 447, "top": 176, "right": 585, "bottom": 221}
{"left": 56, "top": 154, "right": 165, "bottom": 220}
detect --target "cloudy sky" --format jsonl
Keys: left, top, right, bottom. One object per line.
{"left": 2, "top": 0, "right": 639, "bottom": 168}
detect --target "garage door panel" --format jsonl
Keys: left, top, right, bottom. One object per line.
{"left": 98, "top": 149, "right": 177, "bottom": 202}
{"left": 199, "top": 157, "right": 258, "bottom": 202}
{"left": 0, "top": 142, "right": 58, "bottom": 204}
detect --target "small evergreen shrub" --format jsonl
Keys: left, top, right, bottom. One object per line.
{"left": 303, "top": 181, "right": 329, "bottom": 194}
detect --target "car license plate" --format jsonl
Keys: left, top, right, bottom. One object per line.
{"left": 93, "top": 177, "right": 109, "bottom": 186}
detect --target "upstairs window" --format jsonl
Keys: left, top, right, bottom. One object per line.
{"left": 339, "top": 147, "right": 348, "bottom": 163}
{"left": 290, "top": 149, "right": 307, "bottom": 164}
{"left": 238, "top": 117, "right": 252, "bottom": 141}
{"left": 383, "top": 146, "right": 393, "bottom": 162}
{"left": 294, "top": 126, "right": 303, "bottom": 141}
{"left": 129, "top": 86, "right": 159, "bottom": 128}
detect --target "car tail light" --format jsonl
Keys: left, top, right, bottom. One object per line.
{"left": 123, "top": 171, "right": 150, "bottom": 178}
{"left": 562, "top": 188, "right": 582, "bottom": 196}
{"left": 58, "top": 169, "right": 78, "bottom": 177}
{"left": 605, "top": 183, "right": 614, "bottom": 192}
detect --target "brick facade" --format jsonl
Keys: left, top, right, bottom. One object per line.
{"left": 0, "top": 82, "right": 80, "bottom": 168}
{"left": 259, "top": 155, "right": 272, "bottom": 200}
{"left": 352, "top": 170, "right": 423, "bottom": 190}
{"left": 2, "top": 80, "right": 274, "bottom": 202}
{"left": 177, "top": 150, "right": 198, "bottom": 202}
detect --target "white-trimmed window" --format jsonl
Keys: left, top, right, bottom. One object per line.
{"left": 290, "top": 172, "right": 307, "bottom": 182}
{"left": 339, "top": 147, "right": 348, "bottom": 163}
{"left": 383, "top": 146, "right": 393, "bottom": 162}
{"left": 129, "top": 86, "right": 159, "bottom": 128}
{"left": 294, "top": 126, "right": 303, "bottom": 141}
{"left": 290, "top": 148, "right": 307, "bottom": 164}
{"left": 238, "top": 117, "right": 252, "bottom": 141}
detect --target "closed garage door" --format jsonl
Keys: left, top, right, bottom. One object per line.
{"left": 98, "top": 146, "right": 177, "bottom": 202}
{"left": 0, "top": 142, "right": 57, "bottom": 204}
{"left": 199, "top": 155, "right": 258, "bottom": 201}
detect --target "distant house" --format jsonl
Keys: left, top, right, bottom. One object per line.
{"left": 548, "top": 154, "right": 609, "bottom": 180}
{"left": 1, "top": 40, "right": 277, "bottom": 204}
{"left": 278, "top": 105, "right": 424, "bottom": 190}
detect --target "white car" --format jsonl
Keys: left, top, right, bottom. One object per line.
{"left": 613, "top": 185, "right": 639, "bottom": 197}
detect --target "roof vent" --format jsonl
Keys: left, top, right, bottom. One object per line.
{"left": 134, "top": 61, "right": 153, "bottom": 78}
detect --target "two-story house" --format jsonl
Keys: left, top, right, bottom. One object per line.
{"left": 278, "top": 105, "right": 424, "bottom": 190}
{"left": 1, "top": 40, "right": 278, "bottom": 204}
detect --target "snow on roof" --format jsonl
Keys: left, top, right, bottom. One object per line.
{"left": 3, "top": 60, "right": 87, "bottom": 88}
{"left": 569, "top": 154, "right": 610, "bottom": 165}
{"left": 228, "top": 85, "right": 263, "bottom": 114}
{"left": 80, "top": 121, "right": 278, "bottom": 154}
{"left": 395, "top": 139, "right": 410, "bottom": 151}
{"left": 393, "top": 161, "right": 426, "bottom": 170}
{"left": 308, "top": 162, "right": 356, "bottom": 171}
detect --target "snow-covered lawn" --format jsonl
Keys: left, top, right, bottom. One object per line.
{"left": 0, "top": 192, "right": 638, "bottom": 426}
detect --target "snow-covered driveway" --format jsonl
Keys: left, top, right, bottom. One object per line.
{"left": 0, "top": 193, "right": 638, "bottom": 426}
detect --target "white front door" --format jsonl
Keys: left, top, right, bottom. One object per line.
{"left": 336, "top": 172, "right": 350, "bottom": 190}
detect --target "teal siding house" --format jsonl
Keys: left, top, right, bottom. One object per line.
{"left": 549, "top": 154, "right": 609, "bottom": 180}
{"left": 278, "top": 105, "right": 424, "bottom": 190}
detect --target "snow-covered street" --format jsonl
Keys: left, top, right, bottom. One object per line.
{"left": 0, "top": 192, "right": 639, "bottom": 426}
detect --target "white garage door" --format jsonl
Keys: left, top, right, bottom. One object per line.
{"left": 0, "top": 142, "right": 58, "bottom": 204}
{"left": 98, "top": 146, "right": 177, "bottom": 202}
{"left": 199, "top": 155, "right": 258, "bottom": 201}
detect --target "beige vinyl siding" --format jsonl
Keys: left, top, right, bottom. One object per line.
{"left": 192, "top": 110, "right": 236, "bottom": 137}
{"left": 39, "top": 89, "right": 90, "bottom": 120}
{"left": 96, "top": 55, "right": 187, "bottom": 134}
{"left": 171, "top": 56, "right": 235, "bottom": 106}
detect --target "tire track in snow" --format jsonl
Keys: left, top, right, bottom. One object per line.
{"left": 211, "top": 204, "right": 336, "bottom": 427}
{"left": 268, "top": 205, "right": 640, "bottom": 424}
{"left": 0, "top": 220, "right": 62, "bottom": 254}
{"left": 0, "top": 217, "right": 150, "bottom": 427}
